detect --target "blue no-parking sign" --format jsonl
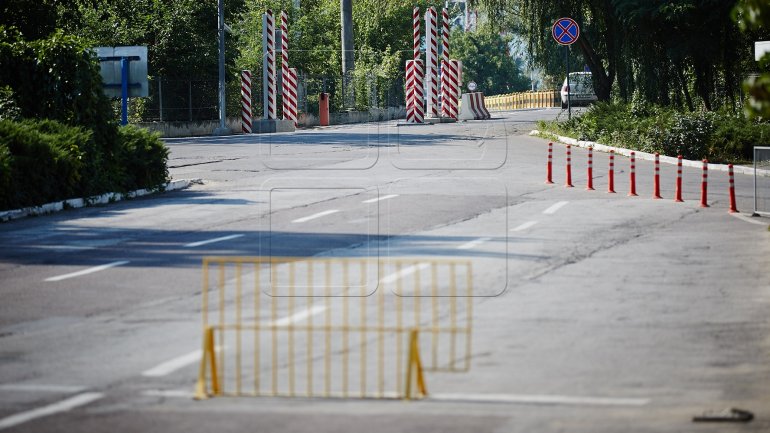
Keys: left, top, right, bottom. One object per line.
{"left": 552, "top": 18, "right": 580, "bottom": 46}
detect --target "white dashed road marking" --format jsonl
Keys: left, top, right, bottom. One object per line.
{"left": 543, "top": 201, "right": 569, "bottom": 215}
{"left": 184, "top": 234, "right": 244, "bottom": 248}
{"left": 44, "top": 261, "right": 130, "bottom": 282}
{"left": 0, "top": 392, "right": 103, "bottom": 430}
{"left": 292, "top": 210, "right": 340, "bottom": 223}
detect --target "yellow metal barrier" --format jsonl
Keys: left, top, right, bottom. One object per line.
{"left": 194, "top": 257, "right": 473, "bottom": 400}
{"left": 485, "top": 90, "right": 560, "bottom": 111}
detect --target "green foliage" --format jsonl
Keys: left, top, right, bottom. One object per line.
{"left": 0, "top": 26, "right": 120, "bottom": 195}
{"left": 479, "top": 0, "right": 755, "bottom": 111}
{"left": 117, "top": 126, "right": 169, "bottom": 191}
{"left": 538, "top": 103, "right": 769, "bottom": 163}
{"left": 733, "top": 0, "right": 770, "bottom": 119}
{"left": 450, "top": 25, "right": 530, "bottom": 95}
{"left": 0, "top": 86, "right": 20, "bottom": 121}
{"left": 0, "top": 119, "right": 87, "bottom": 209}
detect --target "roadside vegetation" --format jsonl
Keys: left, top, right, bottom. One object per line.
{"left": 479, "top": 0, "right": 770, "bottom": 163}
{"left": 0, "top": 26, "right": 168, "bottom": 211}
{"left": 537, "top": 102, "right": 770, "bottom": 163}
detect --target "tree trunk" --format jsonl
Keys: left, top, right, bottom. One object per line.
{"left": 676, "top": 62, "right": 694, "bottom": 112}
{"left": 576, "top": 35, "right": 612, "bottom": 101}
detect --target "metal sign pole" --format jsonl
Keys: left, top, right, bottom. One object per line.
{"left": 566, "top": 46, "right": 571, "bottom": 120}
{"left": 121, "top": 58, "right": 129, "bottom": 126}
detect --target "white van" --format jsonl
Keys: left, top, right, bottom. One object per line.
{"left": 560, "top": 72, "right": 597, "bottom": 108}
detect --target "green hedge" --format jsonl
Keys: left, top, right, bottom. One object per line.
{"left": 117, "top": 126, "right": 169, "bottom": 191}
{"left": 538, "top": 102, "right": 770, "bottom": 163}
{"left": 0, "top": 119, "right": 169, "bottom": 211}
{"left": 0, "top": 119, "right": 86, "bottom": 209}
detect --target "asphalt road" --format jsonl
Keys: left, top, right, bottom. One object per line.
{"left": 1, "top": 108, "right": 769, "bottom": 432}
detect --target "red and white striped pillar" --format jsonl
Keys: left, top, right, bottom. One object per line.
{"left": 262, "top": 10, "right": 277, "bottom": 120}
{"left": 406, "top": 60, "right": 415, "bottom": 123}
{"left": 629, "top": 151, "right": 638, "bottom": 196}
{"left": 675, "top": 155, "right": 684, "bottom": 202}
{"left": 284, "top": 67, "right": 298, "bottom": 127}
{"left": 608, "top": 150, "right": 616, "bottom": 193}
{"left": 586, "top": 147, "right": 594, "bottom": 190}
{"left": 440, "top": 7, "right": 450, "bottom": 118}
{"left": 444, "top": 59, "right": 460, "bottom": 119}
{"left": 413, "top": 7, "right": 420, "bottom": 61}
{"left": 700, "top": 159, "right": 709, "bottom": 207}
{"left": 653, "top": 152, "right": 662, "bottom": 199}
{"left": 280, "top": 11, "right": 294, "bottom": 125}
{"left": 425, "top": 7, "right": 439, "bottom": 118}
{"left": 565, "top": 145, "right": 573, "bottom": 187}
{"left": 408, "top": 59, "right": 424, "bottom": 123}
{"left": 241, "top": 70, "right": 252, "bottom": 133}
{"left": 728, "top": 164, "right": 739, "bottom": 213}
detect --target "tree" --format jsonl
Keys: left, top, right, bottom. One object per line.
{"left": 451, "top": 25, "right": 530, "bottom": 95}
{"left": 734, "top": 0, "right": 770, "bottom": 118}
{"left": 475, "top": 0, "right": 757, "bottom": 111}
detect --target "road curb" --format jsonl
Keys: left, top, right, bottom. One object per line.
{"left": 529, "top": 130, "right": 770, "bottom": 177}
{"left": 0, "top": 178, "right": 203, "bottom": 223}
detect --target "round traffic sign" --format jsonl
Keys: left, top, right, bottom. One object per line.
{"left": 468, "top": 81, "right": 477, "bottom": 92}
{"left": 552, "top": 17, "right": 580, "bottom": 46}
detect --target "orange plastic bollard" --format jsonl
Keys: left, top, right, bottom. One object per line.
{"left": 319, "top": 93, "right": 330, "bottom": 126}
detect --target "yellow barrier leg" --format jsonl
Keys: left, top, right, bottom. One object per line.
{"left": 194, "top": 326, "right": 220, "bottom": 400}
{"left": 404, "top": 329, "right": 428, "bottom": 400}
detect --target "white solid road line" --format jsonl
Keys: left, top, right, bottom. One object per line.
{"left": 456, "top": 237, "right": 492, "bottom": 250}
{"left": 44, "top": 261, "right": 130, "bottom": 282}
{"left": 730, "top": 212, "right": 768, "bottom": 226}
{"left": 362, "top": 194, "right": 399, "bottom": 204}
{"left": 511, "top": 221, "right": 539, "bottom": 232}
{"left": 429, "top": 393, "right": 650, "bottom": 407}
{"left": 141, "top": 306, "right": 327, "bottom": 378}
{"left": 0, "top": 384, "right": 86, "bottom": 393}
{"left": 0, "top": 392, "right": 103, "bottom": 430}
{"left": 380, "top": 263, "right": 430, "bottom": 284}
{"left": 292, "top": 210, "right": 340, "bottom": 223}
{"left": 543, "top": 201, "right": 569, "bottom": 215}
{"left": 142, "top": 350, "right": 203, "bottom": 377}
{"left": 184, "top": 234, "right": 244, "bottom": 248}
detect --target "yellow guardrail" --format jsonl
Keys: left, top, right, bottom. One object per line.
{"left": 195, "top": 256, "right": 473, "bottom": 400}
{"left": 485, "top": 90, "right": 560, "bottom": 111}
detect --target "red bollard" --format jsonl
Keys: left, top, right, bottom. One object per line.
{"left": 546, "top": 142, "right": 554, "bottom": 184}
{"left": 675, "top": 155, "right": 684, "bottom": 202}
{"left": 586, "top": 147, "right": 594, "bottom": 190}
{"left": 700, "top": 159, "right": 709, "bottom": 207}
{"left": 608, "top": 150, "right": 616, "bottom": 193}
{"left": 565, "top": 145, "right": 574, "bottom": 187}
{"left": 629, "top": 151, "right": 638, "bottom": 196}
{"left": 319, "top": 93, "right": 330, "bottom": 126}
{"left": 653, "top": 152, "right": 662, "bottom": 199}
{"left": 728, "top": 164, "right": 739, "bottom": 213}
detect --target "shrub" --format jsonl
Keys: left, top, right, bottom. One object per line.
{"left": 538, "top": 102, "right": 770, "bottom": 163}
{"left": 0, "top": 119, "right": 88, "bottom": 210}
{"left": 116, "top": 126, "right": 169, "bottom": 191}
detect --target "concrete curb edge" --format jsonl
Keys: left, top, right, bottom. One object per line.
{"left": 529, "top": 130, "right": 770, "bottom": 178}
{"left": 0, "top": 178, "right": 203, "bottom": 223}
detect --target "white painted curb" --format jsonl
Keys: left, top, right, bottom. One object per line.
{"left": 0, "top": 178, "right": 203, "bottom": 223}
{"left": 530, "top": 130, "right": 770, "bottom": 177}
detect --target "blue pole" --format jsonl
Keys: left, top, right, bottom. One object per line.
{"left": 121, "top": 58, "right": 129, "bottom": 126}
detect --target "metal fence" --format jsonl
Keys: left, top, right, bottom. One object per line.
{"left": 129, "top": 71, "right": 405, "bottom": 124}
{"left": 484, "top": 90, "right": 560, "bottom": 111}
{"left": 194, "top": 256, "right": 473, "bottom": 400}
{"left": 754, "top": 146, "right": 770, "bottom": 216}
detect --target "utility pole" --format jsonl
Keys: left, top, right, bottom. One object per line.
{"left": 341, "top": 0, "right": 354, "bottom": 107}
{"left": 213, "top": 0, "right": 231, "bottom": 135}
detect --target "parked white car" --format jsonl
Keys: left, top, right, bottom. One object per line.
{"left": 560, "top": 72, "right": 597, "bottom": 109}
